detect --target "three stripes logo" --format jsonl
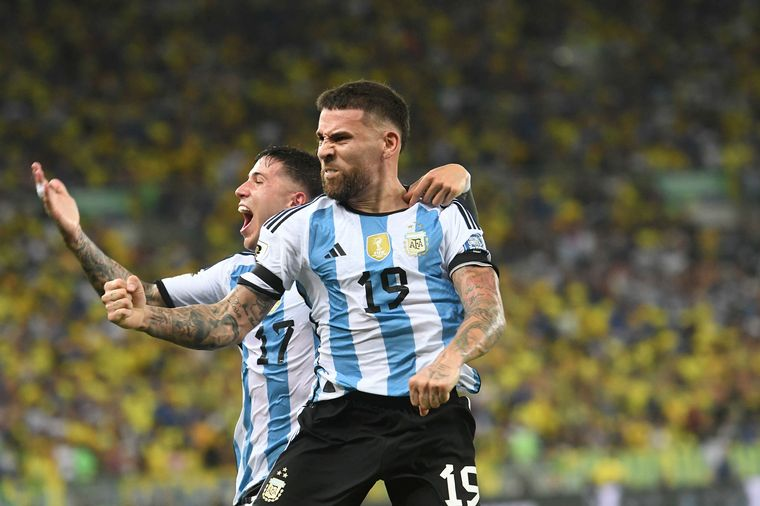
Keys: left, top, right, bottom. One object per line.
{"left": 324, "top": 243, "right": 346, "bottom": 259}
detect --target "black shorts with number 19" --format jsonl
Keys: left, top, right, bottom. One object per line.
{"left": 253, "top": 390, "right": 480, "bottom": 506}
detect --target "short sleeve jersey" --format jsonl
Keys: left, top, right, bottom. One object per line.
{"left": 239, "top": 197, "right": 495, "bottom": 402}
{"left": 157, "top": 251, "right": 317, "bottom": 504}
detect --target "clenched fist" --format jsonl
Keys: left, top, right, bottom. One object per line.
{"left": 102, "top": 275, "right": 147, "bottom": 330}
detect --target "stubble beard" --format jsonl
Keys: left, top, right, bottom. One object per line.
{"left": 322, "top": 167, "right": 369, "bottom": 203}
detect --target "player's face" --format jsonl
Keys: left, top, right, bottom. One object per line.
{"left": 235, "top": 157, "right": 300, "bottom": 251}
{"left": 316, "top": 108, "right": 384, "bottom": 203}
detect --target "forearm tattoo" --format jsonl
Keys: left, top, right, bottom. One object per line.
{"left": 452, "top": 267, "right": 506, "bottom": 363}
{"left": 67, "top": 228, "right": 162, "bottom": 304}
{"left": 141, "top": 285, "right": 276, "bottom": 350}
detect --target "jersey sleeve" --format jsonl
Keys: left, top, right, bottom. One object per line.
{"left": 440, "top": 200, "right": 497, "bottom": 276}
{"left": 238, "top": 208, "right": 306, "bottom": 300}
{"left": 452, "top": 187, "right": 480, "bottom": 225}
{"left": 157, "top": 254, "right": 253, "bottom": 307}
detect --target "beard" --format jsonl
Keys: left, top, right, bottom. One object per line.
{"left": 322, "top": 166, "right": 369, "bottom": 203}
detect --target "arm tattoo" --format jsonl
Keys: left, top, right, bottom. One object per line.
{"left": 451, "top": 266, "right": 506, "bottom": 363}
{"left": 140, "top": 285, "right": 276, "bottom": 350}
{"left": 67, "top": 228, "right": 163, "bottom": 305}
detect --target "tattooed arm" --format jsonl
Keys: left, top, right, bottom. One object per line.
{"left": 408, "top": 265, "right": 505, "bottom": 415}
{"left": 33, "top": 162, "right": 165, "bottom": 304}
{"left": 102, "top": 276, "right": 275, "bottom": 349}
{"left": 66, "top": 228, "right": 165, "bottom": 303}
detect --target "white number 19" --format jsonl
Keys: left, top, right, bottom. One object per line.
{"left": 440, "top": 464, "right": 479, "bottom": 506}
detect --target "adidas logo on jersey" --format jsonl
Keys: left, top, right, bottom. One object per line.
{"left": 324, "top": 243, "right": 346, "bottom": 259}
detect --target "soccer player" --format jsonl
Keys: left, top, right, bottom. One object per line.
{"left": 33, "top": 146, "right": 474, "bottom": 505}
{"left": 102, "top": 80, "right": 505, "bottom": 506}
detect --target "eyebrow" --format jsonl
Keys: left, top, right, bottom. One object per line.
{"left": 317, "top": 130, "right": 351, "bottom": 139}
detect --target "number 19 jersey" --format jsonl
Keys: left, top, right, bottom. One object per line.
{"left": 239, "top": 196, "right": 495, "bottom": 402}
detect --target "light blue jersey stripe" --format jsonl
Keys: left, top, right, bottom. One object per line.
{"left": 309, "top": 207, "right": 362, "bottom": 392}
{"left": 230, "top": 264, "right": 256, "bottom": 499}
{"left": 236, "top": 345, "right": 254, "bottom": 496}
{"left": 416, "top": 207, "right": 481, "bottom": 392}
{"left": 261, "top": 301, "right": 292, "bottom": 470}
{"left": 359, "top": 215, "right": 416, "bottom": 395}
{"left": 415, "top": 207, "right": 464, "bottom": 345}
{"left": 229, "top": 263, "right": 255, "bottom": 290}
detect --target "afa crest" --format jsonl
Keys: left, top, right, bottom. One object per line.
{"left": 404, "top": 230, "right": 428, "bottom": 256}
{"left": 261, "top": 467, "right": 288, "bottom": 502}
{"left": 366, "top": 233, "right": 391, "bottom": 261}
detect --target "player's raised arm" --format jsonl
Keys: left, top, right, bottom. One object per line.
{"left": 404, "top": 163, "right": 471, "bottom": 207}
{"left": 409, "top": 264, "right": 505, "bottom": 415}
{"left": 102, "top": 275, "right": 277, "bottom": 350}
{"left": 32, "top": 162, "right": 165, "bottom": 305}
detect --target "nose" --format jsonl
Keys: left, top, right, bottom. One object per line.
{"left": 317, "top": 140, "right": 334, "bottom": 163}
{"left": 235, "top": 181, "right": 249, "bottom": 198}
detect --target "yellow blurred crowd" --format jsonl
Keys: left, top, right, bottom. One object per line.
{"left": 2, "top": 0, "right": 759, "bottom": 502}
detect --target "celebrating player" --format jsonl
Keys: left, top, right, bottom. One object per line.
{"left": 101, "top": 80, "right": 504, "bottom": 505}
{"left": 34, "top": 145, "right": 474, "bottom": 505}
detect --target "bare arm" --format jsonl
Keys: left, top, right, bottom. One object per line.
{"left": 103, "top": 277, "right": 276, "bottom": 350}
{"left": 33, "top": 162, "right": 164, "bottom": 304}
{"left": 446, "top": 265, "right": 504, "bottom": 362}
{"left": 66, "top": 228, "right": 164, "bottom": 304}
{"left": 409, "top": 265, "right": 505, "bottom": 415}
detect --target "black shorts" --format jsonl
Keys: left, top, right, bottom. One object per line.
{"left": 253, "top": 390, "right": 479, "bottom": 506}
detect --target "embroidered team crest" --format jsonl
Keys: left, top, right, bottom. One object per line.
{"left": 465, "top": 234, "right": 485, "bottom": 251}
{"left": 366, "top": 233, "right": 391, "bottom": 261}
{"left": 261, "top": 467, "right": 288, "bottom": 502}
{"left": 404, "top": 230, "right": 428, "bottom": 256}
{"left": 254, "top": 240, "right": 269, "bottom": 258}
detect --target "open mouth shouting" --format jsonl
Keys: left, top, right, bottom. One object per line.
{"left": 239, "top": 204, "right": 254, "bottom": 235}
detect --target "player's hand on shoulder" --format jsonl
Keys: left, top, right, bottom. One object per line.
{"left": 102, "top": 275, "right": 146, "bottom": 329}
{"left": 404, "top": 163, "right": 470, "bottom": 208}
{"left": 32, "top": 161, "right": 81, "bottom": 239}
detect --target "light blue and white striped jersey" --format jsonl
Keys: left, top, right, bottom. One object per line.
{"left": 239, "top": 196, "right": 495, "bottom": 402}
{"left": 156, "top": 251, "right": 316, "bottom": 505}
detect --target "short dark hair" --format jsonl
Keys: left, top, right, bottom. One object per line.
{"left": 254, "top": 146, "right": 322, "bottom": 199}
{"left": 315, "top": 80, "right": 410, "bottom": 151}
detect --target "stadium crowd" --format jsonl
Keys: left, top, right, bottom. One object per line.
{"left": 2, "top": 0, "right": 759, "bottom": 502}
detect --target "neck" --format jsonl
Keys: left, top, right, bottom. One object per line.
{"left": 347, "top": 178, "right": 407, "bottom": 213}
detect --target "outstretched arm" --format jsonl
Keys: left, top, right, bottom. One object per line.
{"left": 103, "top": 276, "right": 276, "bottom": 350}
{"left": 408, "top": 265, "right": 505, "bottom": 415}
{"left": 33, "top": 162, "right": 165, "bottom": 304}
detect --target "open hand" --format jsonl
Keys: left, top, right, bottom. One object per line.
{"left": 32, "top": 161, "right": 81, "bottom": 240}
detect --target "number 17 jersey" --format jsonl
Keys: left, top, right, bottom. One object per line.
{"left": 239, "top": 196, "right": 495, "bottom": 402}
{"left": 156, "top": 252, "right": 317, "bottom": 504}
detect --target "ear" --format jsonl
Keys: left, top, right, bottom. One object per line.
{"left": 382, "top": 130, "right": 401, "bottom": 159}
{"left": 289, "top": 191, "right": 308, "bottom": 207}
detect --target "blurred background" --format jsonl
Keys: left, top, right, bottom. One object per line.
{"left": 2, "top": 0, "right": 760, "bottom": 505}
